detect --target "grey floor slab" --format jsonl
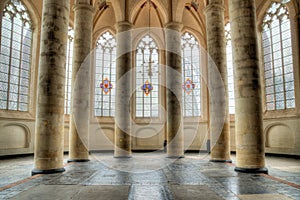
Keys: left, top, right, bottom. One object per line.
{"left": 0, "top": 153, "right": 299, "bottom": 200}
{"left": 170, "top": 185, "right": 224, "bottom": 200}
{"left": 9, "top": 185, "right": 130, "bottom": 200}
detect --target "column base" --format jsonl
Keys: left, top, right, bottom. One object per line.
{"left": 210, "top": 159, "right": 232, "bottom": 163}
{"left": 67, "top": 159, "right": 90, "bottom": 163}
{"left": 167, "top": 155, "right": 185, "bottom": 159}
{"left": 114, "top": 155, "right": 132, "bottom": 158}
{"left": 31, "top": 168, "right": 65, "bottom": 176}
{"left": 235, "top": 167, "right": 268, "bottom": 174}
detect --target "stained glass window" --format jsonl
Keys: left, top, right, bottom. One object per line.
{"left": 64, "top": 27, "right": 74, "bottom": 115}
{"left": 181, "top": 32, "right": 201, "bottom": 117}
{"left": 0, "top": 0, "right": 32, "bottom": 111}
{"left": 136, "top": 35, "right": 159, "bottom": 117}
{"left": 94, "top": 31, "right": 116, "bottom": 117}
{"left": 225, "top": 23, "right": 235, "bottom": 114}
{"left": 262, "top": 2, "right": 295, "bottom": 110}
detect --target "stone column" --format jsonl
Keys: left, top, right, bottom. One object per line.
{"left": 204, "top": 0, "right": 231, "bottom": 162}
{"left": 229, "top": 0, "right": 267, "bottom": 173}
{"left": 68, "top": 3, "right": 94, "bottom": 162}
{"left": 165, "top": 22, "right": 184, "bottom": 158}
{"left": 114, "top": 21, "right": 132, "bottom": 158}
{"left": 32, "top": 0, "right": 70, "bottom": 175}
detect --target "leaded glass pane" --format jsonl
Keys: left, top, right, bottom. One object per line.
{"left": 181, "top": 32, "right": 201, "bottom": 117}
{"left": 286, "top": 100, "right": 295, "bottom": 108}
{"left": 94, "top": 31, "right": 116, "bottom": 117}
{"left": 262, "top": 2, "right": 295, "bottom": 111}
{"left": 135, "top": 35, "right": 159, "bottom": 118}
{"left": 64, "top": 26, "right": 74, "bottom": 114}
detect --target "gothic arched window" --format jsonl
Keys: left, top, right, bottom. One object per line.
{"left": 135, "top": 35, "right": 159, "bottom": 117}
{"left": 181, "top": 32, "right": 201, "bottom": 117}
{"left": 225, "top": 23, "right": 235, "bottom": 114}
{"left": 0, "top": 0, "right": 32, "bottom": 111}
{"left": 94, "top": 31, "right": 116, "bottom": 117}
{"left": 64, "top": 27, "right": 74, "bottom": 115}
{"left": 262, "top": 2, "right": 295, "bottom": 110}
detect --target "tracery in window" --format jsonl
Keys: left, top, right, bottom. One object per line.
{"left": 225, "top": 23, "right": 235, "bottom": 114}
{"left": 64, "top": 27, "right": 74, "bottom": 115}
{"left": 181, "top": 32, "right": 201, "bottom": 117}
{"left": 136, "top": 35, "right": 159, "bottom": 118}
{"left": 262, "top": 2, "right": 295, "bottom": 110}
{"left": 0, "top": 0, "right": 32, "bottom": 111}
{"left": 94, "top": 31, "right": 116, "bottom": 117}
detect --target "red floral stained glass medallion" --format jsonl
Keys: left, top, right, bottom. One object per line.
{"left": 183, "top": 78, "right": 195, "bottom": 95}
{"left": 100, "top": 77, "right": 113, "bottom": 94}
{"left": 141, "top": 80, "right": 153, "bottom": 96}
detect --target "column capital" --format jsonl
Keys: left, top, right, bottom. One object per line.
{"left": 115, "top": 21, "right": 133, "bottom": 32}
{"left": 204, "top": 4, "right": 225, "bottom": 15}
{"left": 165, "top": 21, "right": 183, "bottom": 32}
{"left": 73, "top": 3, "right": 94, "bottom": 13}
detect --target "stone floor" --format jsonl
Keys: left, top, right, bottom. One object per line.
{"left": 0, "top": 152, "right": 300, "bottom": 200}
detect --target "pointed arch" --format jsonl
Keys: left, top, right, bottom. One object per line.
{"left": 93, "top": 27, "right": 116, "bottom": 48}
{"left": 129, "top": 0, "right": 168, "bottom": 26}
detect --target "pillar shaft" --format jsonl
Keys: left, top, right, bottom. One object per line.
{"left": 32, "top": 0, "right": 70, "bottom": 175}
{"left": 68, "top": 4, "right": 94, "bottom": 162}
{"left": 205, "top": 0, "right": 231, "bottom": 162}
{"left": 229, "top": 0, "right": 267, "bottom": 173}
{"left": 114, "top": 21, "right": 132, "bottom": 158}
{"left": 166, "top": 22, "right": 184, "bottom": 158}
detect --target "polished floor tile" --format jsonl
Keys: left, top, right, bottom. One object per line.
{"left": 0, "top": 153, "right": 299, "bottom": 200}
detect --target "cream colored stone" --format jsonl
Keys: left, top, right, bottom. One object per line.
{"left": 229, "top": 0, "right": 266, "bottom": 170}
{"left": 114, "top": 21, "right": 133, "bottom": 158}
{"left": 165, "top": 22, "right": 184, "bottom": 158}
{"left": 205, "top": 0, "right": 231, "bottom": 162}
{"left": 69, "top": 3, "right": 94, "bottom": 161}
{"left": 33, "top": 0, "right": 70, "bottom": 171}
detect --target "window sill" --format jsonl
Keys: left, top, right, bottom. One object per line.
{"left": 263, "top": 108, "right": 300, "bottom": 120}
{"left": 0, "top": 111, "right": 35, "bottom": 121}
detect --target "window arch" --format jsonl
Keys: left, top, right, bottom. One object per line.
{"left": 225, "top": 23, "right": 235, "bottom": 114}
{"left": 135, "top": 35, "right": 159, "bottom": 118}
{"left": 94, "top": 31, "right": 116, "bottom": 117}
{"left": 64, "top": 26, "right": 74, "bottom": 115}
{"left": 181, "top": 32, "right": 201, "bottom": 117}
{"left": 0, "top": 0, "right": 32, "bottom": 111}
{"left": 262, "top": 2, "right": 295, "bottom": 110}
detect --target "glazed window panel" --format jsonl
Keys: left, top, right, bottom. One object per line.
{"left": 64, "top": 27, "right": 74, "bottom": 115}
{"left": 262, "top": 2, "right": 295, "bottom": 111}
{"left": 94, "top": 32, "right": 116, "bottom": 117}
{"left": 0, "top": 0, "right": 32, "bottom": 112}
{"left": 225, "top": 23, "right": 235, "bottom": 114}
{"left": 181, "top": 32, "right": 201, "bottom": 117}
{"left": 135, "top": 35, "right": 159, "bottom": 118}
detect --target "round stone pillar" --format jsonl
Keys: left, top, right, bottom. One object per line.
{"left": 114, "top": 21, "right": 132, "bottom": 158}
{"left": 204, "top": 0, "right": 231, "bottom": 162}
{"left": 32, "top": 0, "right": 70, "bottom": 175}
{"left": 165, "top": 22, "right": 184, "bottom": 158}
{"left": 68, "top": 3, "right": 94, "bottom": 162}
{"left": 229, "top": 0, "right": 267, "bottom": 173}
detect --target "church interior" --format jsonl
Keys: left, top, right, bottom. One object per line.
{"left": 0, "top": 0, "right": 300, "bottom": 199}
